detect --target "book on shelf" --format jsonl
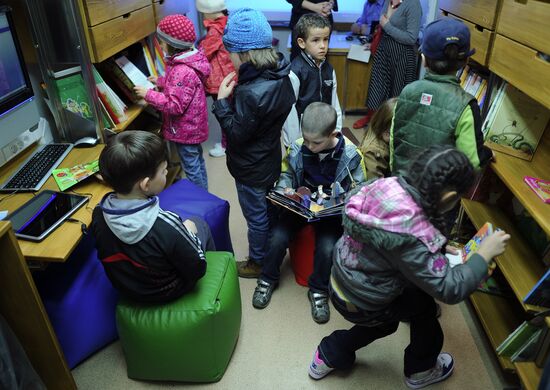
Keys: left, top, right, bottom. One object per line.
{"left": 153, "top": 36, "right": 166, "bottom": 76}
{"left": 457, "top": 66, "right": 486, "bottom": 108}
{"left": 483, "top": 82, "right": 550, "bottom": 161}
{"left": 524, "top": 176, "right": 550, "bottom": 204}
{"left": 523, "top": 268, "right": 550, "bottom": 308}
{"left": 114, "top": 55, "right": 154, "bottom": 91}
{"left": 497, "top": 321, "right": 541, "bottom": 358}
{"left": 54, "top": 72, "right": 94, "bottom": 121}
{"left": 51, "top": 160, "right": 99, "bottom": 191}
{"left": 267, "top": 185, "right": 346, "bottom": 222}
{"left": 141, "top": 39, "right": 158, "bottom": 78}
{"left": 92, "top": 66, "right": 127, "bottom": 125}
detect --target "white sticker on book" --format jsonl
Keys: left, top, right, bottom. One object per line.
{"left": 420, "top": 93, "right": 433, "bottom": 106}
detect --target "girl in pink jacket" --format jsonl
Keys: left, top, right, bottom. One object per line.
{"left": 135, "top": 14, "right": 211, "bottom": 190}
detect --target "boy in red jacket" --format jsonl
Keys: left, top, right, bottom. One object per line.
{"left": 196, "top": 0, "right": 236, "bottom": 158}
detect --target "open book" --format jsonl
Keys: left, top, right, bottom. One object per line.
{"left": 51, "top": 160, "right": 99, "bottom": 191}
{"left": 267, "top": 185, "right": 346, "bottom": 222}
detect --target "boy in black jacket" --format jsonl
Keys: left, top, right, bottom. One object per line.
{"left": 91, "top": 131, "right": 215, "bottom": 303}
{"left": 283, "top": 13, "right": 342, "bottom": 146}
{"left": 213, "top": 8, "right": 295, "bottom": 278}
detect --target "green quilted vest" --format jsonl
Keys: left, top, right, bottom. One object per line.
{"left": 391, "top": 72, "right": 475, "bottom": 173}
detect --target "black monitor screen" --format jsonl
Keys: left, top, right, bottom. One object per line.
{"left": 0, "top": 7, "right": 33, "bottom": 116}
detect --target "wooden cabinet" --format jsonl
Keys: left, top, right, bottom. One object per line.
{"left": 438, "top": 0, "right": 500, "bottom": 29}
{"left": 81, "top": 0, "right": 151, "bottom": 27}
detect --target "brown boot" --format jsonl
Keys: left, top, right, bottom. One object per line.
{"left": 237, "top": 259, "right": 262, "bottom": 278}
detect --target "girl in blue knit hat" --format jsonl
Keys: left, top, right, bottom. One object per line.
{"left": 212, "top": 8, "right": 296, "bottom": 278}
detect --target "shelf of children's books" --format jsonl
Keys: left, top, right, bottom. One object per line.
{"left": 489, "top": 127, "right": 550, "bottom": 236}
{"left": 113, "top": 103, "right": 147, "bottom": 133}
{"left": 469, "top": 291, "right": 520, "bottom": 371}
{"left": 462, "top": 199, "right": 545, "bottom": 312}
{"left": 515, "top": 362, "right": 542, "bottom": 390}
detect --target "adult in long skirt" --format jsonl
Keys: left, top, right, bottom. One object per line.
{"left": 353, "top": 0, "right": 422, "bottom": 129}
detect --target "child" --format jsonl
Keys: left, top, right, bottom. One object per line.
{"left": 252, "top": 102, "right": 366, "bottom": 324}
{"left": 283, "top": 13, "right": 342, "bottom": 147}
{"left": 359, "top": 97, "right": 396, "bottom": 179}
{"left": 350, "top": 0, "right": 384, "bottom": 36}
{"left": 195, "top": 0, "right": 235, "bottom": 158}
{"left": 91, "top": 131, "right": 215, "bottom": 303}
{"left": 308, "top": 146, "right": 510, "bottom": 388}
{"left": 390, "top": 17, "right": 492, "bottom": 173}
{"left": 134, "top": 14, "right": 211, "bottom": 190}
{"left": 212, "top": 8, "right": 295, "bottom": 278}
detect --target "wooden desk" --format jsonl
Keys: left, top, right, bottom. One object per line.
{"left": 0, "top": 145, "right": 110, "bottom": 390}
{"left": 287, "top": 31, "right": 372, "bottom": 113}
{"left": 0, "top": 144, "right": 109, "bottom": 263}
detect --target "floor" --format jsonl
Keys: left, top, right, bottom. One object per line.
{"left": 72, "top": 108, "right": 509, "bottom": 389}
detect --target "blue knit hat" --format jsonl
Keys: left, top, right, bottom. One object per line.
{"left": 222, "top": 8, "right": 272, "bottom": 53}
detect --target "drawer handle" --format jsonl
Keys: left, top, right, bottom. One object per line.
{"left": 122, "top": 12, "right": 131, "bottom": 19}
{"left": 474, "top": 25, "right": 484, "bottom": 32}
{"left": 537, "top": 52, "right": 550, "bottom": 64}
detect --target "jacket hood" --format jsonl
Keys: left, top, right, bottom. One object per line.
{"left": 343, "top": 177, "right": 446, "bottom": 253}
{"left": 169, "top": 47, "right": 211, "bottom": 83}
{"left": 99, "top": 193, "right": 160, "bottom": 245}
{"left": 238, "top": 53, "right": 291, "bottom": 84}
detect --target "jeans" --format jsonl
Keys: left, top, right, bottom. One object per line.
{"left": 235, "top": 181, "right": 272, "bottom": 264}
{"left": 318, "top": 286, "right": 443, "bottom": 377}
{"left": 177, "top": 143, "right": 208, "bottom": 190}
{"left": 261, "top": 211, "right": 341, "bottom": 292}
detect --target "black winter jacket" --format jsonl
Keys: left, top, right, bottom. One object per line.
{"left": 213, "top": 55, "right": 295, "bottom": 187}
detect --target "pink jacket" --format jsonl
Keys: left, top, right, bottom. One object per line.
{"left": 199, "top": 16, "right": 235, "bottom": 95}
{"left": 145, "top": 48, "right": 211, "bottom": 144}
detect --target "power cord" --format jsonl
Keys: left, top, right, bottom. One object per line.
{"left": 66, "top": 217, "right": 89, "bottom": 235}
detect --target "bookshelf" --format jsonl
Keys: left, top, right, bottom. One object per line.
{"left": 441, "top": 0, "right": 550, "bottom": 388}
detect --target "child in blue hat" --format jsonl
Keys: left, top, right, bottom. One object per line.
{"left": 212, "top": 8, "right": 296, "bottom": 278}
{"left": 390, "top": 17, "right": 493, "bottom": 174}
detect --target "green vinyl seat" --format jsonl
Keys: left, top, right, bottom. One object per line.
{"left": 115, "top": 251, "right": 241, "bottom": 382}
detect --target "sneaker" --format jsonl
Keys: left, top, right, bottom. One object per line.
{"left": 308, "top": 290, "right": 330, "bottom": 324}
{"left": 237, "top": 259, "right": 262, "bottom": 278}
{"left": 405, "top": 352, "right": 454, "bottom": 389}
{"left": 208, "top": 143, "right": 226, "bottom": 157}
{"left": 252, "top": 279, "right": 277, "bottom": 309}
{"left": 352, "top": 110, "right": 375, "bottom": 129}
{"left": 308, "top": 348, "right": 334, "bottom": 380}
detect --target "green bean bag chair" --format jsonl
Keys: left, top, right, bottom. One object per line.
{"left": 116, "top": 251, "right": 241, "bottom": 382}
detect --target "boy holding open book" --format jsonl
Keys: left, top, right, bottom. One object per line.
{"left": 252, "top": 102, "right": 366, "bottom": 324}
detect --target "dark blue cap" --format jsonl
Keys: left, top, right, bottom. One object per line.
{"left": 420, "top": 18, "right": 475, "bottom": 60}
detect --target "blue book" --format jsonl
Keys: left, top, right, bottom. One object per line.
{"left": 524, "top": 268, "right": 550, "bottom": 308}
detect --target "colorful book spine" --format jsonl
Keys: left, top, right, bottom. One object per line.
{"left": 153, "top": 37, "right": 166, "bottom": 76}
{"left": 524, "top": 268, "right": 550, "bottom": 307}
{"left": 524, "top": 176, "right": 550, "bottom": 203}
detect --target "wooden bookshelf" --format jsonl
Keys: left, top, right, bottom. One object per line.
{"left": 462, "top": 199, "right": 546, "bottom": 311}
{"left": 469, "top": 291, "right": 521, "bottom": 370}
{"left": 113, "top": 103, "right": 147, "bottom": 133}
{"left": 515, "top": 362, "right": 542, "bottom": 390}
{"left": 490, "top": 127, "right": 550, "bottom": 236}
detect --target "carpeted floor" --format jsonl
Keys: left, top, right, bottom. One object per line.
{"left": 71, "top": 108, "right": 510, "bottom": 389}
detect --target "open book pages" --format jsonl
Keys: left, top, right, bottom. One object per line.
{"left": 267, "top": 188, "right": 345, "bottom": 222}
{"left": 51, "top": 160, "right": 99, "bottom": 191}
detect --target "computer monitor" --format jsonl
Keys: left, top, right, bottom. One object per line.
{"left": 0, "top": 5, "right": 41, "bottom": 168}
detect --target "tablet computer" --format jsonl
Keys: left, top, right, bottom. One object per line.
{"left": 6, "top": 190, "right": 89, "bottom": 241}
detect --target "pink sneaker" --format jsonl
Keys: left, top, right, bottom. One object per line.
{"left": 308, "top": 348, "right": 334, "bottom": 380}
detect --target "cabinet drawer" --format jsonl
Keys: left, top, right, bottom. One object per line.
{"left": 88, "top": 5, "right": 156, "bottom": 63}
{"left": 82, "top": 0, "right": 151, "bottom": 27}
{"left": 497, "top": 0, "right": 550, "bottom": 55}
{"left": 438, "top": 0, "right": 499, "bottom": 30}
{"left": 441, "top": 11, "right": 493, "bottom": 66}
{"left": 490, "top": 34, "right": 550, "bottom": 110}
{"left": 153, "top": 0, "right": 190, "bottom": 24}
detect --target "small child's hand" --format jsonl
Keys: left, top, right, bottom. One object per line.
{"left": 218, "top": 72, "right": 237, "bottom": 99}
{"left": 476, "top": 230, "right": 511, "bottom": 263}
{"left": 445, "top": 245, "right": 460, "bottom": 255}
{"left": 147, "top": 76, "right": 158, "bottom": 85}
{"left": 134, "top": 85, "right": 150, "bottom": 99}
{"left": 183, "top": 219, "right": 198, "bottom": 235}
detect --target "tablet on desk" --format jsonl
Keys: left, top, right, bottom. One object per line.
{"left": 6, "top": 190, "right": 89, "bottom": 242}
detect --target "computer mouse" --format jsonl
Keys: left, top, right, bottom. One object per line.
{"left": 73, "top": 136, "right": 99, "bottom": 148}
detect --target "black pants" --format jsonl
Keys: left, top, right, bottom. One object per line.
{"left": 260, "top": 211, "right": 342, "bottom": 292}
{"left": 318, "top": 286, "right": 443, "bottom": 377}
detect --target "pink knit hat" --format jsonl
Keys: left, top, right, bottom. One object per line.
{"left": 157, "top": 14, "right": 196, "bottom": 49}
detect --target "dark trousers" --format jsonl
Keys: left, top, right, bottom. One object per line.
{"left": 261, "top": 211, "right": 342, "bottom": 292}
{"left": 319, "top": 286, "right": 443, "bottom": 377}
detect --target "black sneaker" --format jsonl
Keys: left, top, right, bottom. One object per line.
{"left": 308, "top": 290, "right": 330, "bottom": 324}
{"left": 405, "top": 352, "right": 454, "bottom": 389}
{"left": 252, "top": 279, "right": 277, "bottom": 309}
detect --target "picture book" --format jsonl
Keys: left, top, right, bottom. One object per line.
{"left": 55, "top": 73, "right": 93, "bottom": 120}
{"left": 484, "top": 82, "right": 550, "bottom": 161}
{"left": 497, "top": 321, "right": 540, "bottom": 358}
{"left": 446, "top": 222, "right": 497, "bottom": 276}
{"left": 267, "top": 185, "right": 347, "bottom": 222}
{"left": 114, "top": 55, "right": 154, "bottom": 91}
{"left": 524, "top": 176, "right": 550, "bottom": 204}
{"left": 523, "top": 268, "right": 550, "bottom": 308}
{"left": 51, "top": 160, "right": 99, "bottom": 191}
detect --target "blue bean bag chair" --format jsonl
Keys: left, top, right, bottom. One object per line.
{"left": 158, "top": 179, "right": 233, "bottom": 252}
{"left": 33, "top": 235, "right": 118, "bottom": 369}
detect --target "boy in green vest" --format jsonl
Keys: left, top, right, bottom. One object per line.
{"left": 390, "top": 17, "right": 492, "bottom": 173}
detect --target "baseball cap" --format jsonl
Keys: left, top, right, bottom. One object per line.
{"left": 420, "top": 18, "right": 475, "bottom": 60}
